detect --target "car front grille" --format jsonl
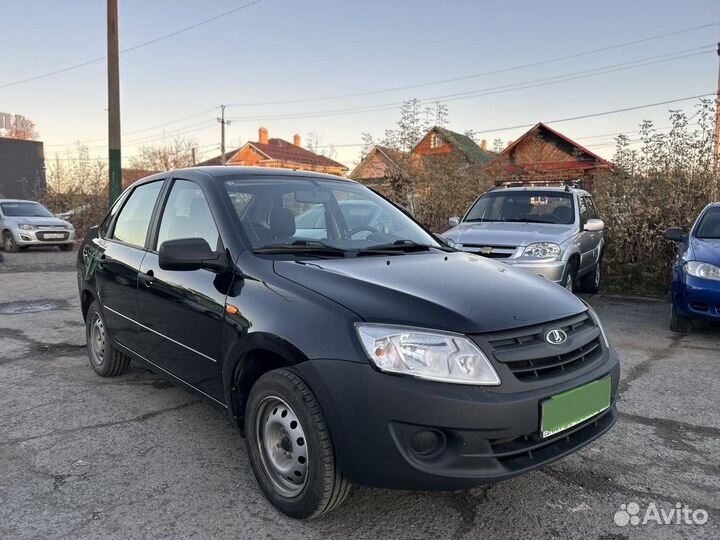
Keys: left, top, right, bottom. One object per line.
{"left": 482, "top": 311, "right": 604, "bottom": 382}
{"left": 460, "top": 244, "right": 516, "bottom": 259}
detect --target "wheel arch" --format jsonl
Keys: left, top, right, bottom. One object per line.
{"left": 225, "top": 332, "right": 310, "bottom": 435}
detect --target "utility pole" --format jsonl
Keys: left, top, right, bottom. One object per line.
{"left": 217, "top": 105, "right": 231, "bottom": 165}
{"left": 107, "top": 0, "right": 121, "bottom": 206}
{"left": 191, "top": 147, "right": 197, "bottom": 165}
{"left": 715, "top": 42, "right": 720, "bottom": 171}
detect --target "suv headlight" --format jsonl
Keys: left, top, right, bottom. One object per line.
{"left": 355, "top": 324, "right": 500, "bottom": 385}
{"left": 521, "top": 242, "right": 561, "bottom": 258}
{"left": 685, "top": 261, "right": 720, "bottom": 281}
{"left": 18, "top": 224, "right": 37, "bottom": 230}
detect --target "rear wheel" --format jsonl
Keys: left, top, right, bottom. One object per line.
{"left": 670, "top": 305, "right": 692, "bottom": 333}
{"left": 85, "top": 301, "right": 131, "bottom": 376}
{"left": 580, "top": 258, "right": 602, "bottom": 294}
{"left": 3, "top": 232, "right": 19, "bottom": 253}
{"left": 245, "top": 368, "right": 350, "bottom": 519}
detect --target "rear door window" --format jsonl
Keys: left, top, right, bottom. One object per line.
{"left": 111, "top": 181, "right": 163, "bottom": 248}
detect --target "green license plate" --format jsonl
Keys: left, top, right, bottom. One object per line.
{"left": 540, "top": 376, "right": 611, "bottom": 438}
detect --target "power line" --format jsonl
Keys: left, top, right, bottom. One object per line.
{"left": 0, "top": 0, "right": 262, "bottom": 90}
{"left": 226, "top": 48, "right": 714, "bottom": 122}
{"left": 226, "top": 21, "right": 720, "bottom": 107}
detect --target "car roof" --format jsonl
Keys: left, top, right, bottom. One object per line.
{"left": 176, "top": 165, "right": 358, "bottom": 184}
{"left": 486, "top": 186, "right": 590, "bottom": 197}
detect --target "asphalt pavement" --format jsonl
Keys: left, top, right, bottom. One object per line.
{"left": 1, "top": 247, "right": 718, "bottom": 539}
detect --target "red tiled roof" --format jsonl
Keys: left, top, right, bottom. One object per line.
{"left": 249, "top": 138, "right": 348, "bottom": 170}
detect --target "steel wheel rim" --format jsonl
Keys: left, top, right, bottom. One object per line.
{"left": 89, "top": 312, "right": 106, "bottom": 366}
{"left": 4, "top": 236, "right": 11, "bottom": 250}
{"left": 255, "top": 396, "right": 308, "bottom": 497}
{"left": 594, "top": 264, "right": 601, "bottom": 288}
{"left": 565, "top": 273, "right": 574, "bottom": 292}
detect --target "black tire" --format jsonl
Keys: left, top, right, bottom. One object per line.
{"left": 245, "top": 368, "right": 350, "bottom": 519}
{"left": 670, "top": 305, "right": 692, "bottom": 333}
{"left": 580, "top": 258, "right": 602, "bottom": 294}
{"left": 3, "top": 231, "right": 19, "bottom": 253}
{"left": 59, "top": 244, "right": 74, "bottom": 252}
{"left": 562, "top": 260, "right": 578, "bottom": 293}
{"left": 85, "top": 301, "right": 131, "bottom": 377}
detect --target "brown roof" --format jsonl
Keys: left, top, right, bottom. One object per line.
{"left": 250, "top": 138, "right": 348, "bottom": 170}
{"left": 196, "top": 150, "right": 238, "bottom": 167}
{"left": 502, "top": 122, "right": 612, "bottom": 167}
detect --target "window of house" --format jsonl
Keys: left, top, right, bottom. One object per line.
{"left": 430, "top": 133, "right": 443, "bottom": 149}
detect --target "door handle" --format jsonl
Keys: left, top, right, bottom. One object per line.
{"left": 139, "top": 269, "right": 155, "bottom": 287}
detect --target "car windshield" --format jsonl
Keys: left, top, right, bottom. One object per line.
{"left": 464, "top": 191, "right": 575, "bottom": 225}
{"left": 0, "top": 202, "right": 54, "bottom": 218}
{"left": 695, "top": 207, "right": 720, "bottom": 239}
{"left": 223, "top": 176, "right": 440, "bottom": 253}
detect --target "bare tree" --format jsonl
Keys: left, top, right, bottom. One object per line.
{"left": 129, "top": 138, "right": 196, "bottom": 171}
{"left": 6, "top": 117, "right": 39, "bottom": 140}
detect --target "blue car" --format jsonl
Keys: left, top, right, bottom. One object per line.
{"left": 666, "top": 202, "right": 720, "bottom": 332}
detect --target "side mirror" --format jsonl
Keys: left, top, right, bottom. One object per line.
{"left": 434, "top": 234, "right": 455, "bottom": 248}
{"left": 584, "top": 218, "right": 604, "bottom": 232}
{"left": 448, "top": 216, "right": 461, "bottom": 227}
{"left": 665, "top": 227, "right": 687, "bottom": 243}
{"left": 159, "top": 238, "right": 227, "bottom": 272}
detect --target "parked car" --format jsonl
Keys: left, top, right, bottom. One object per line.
{"left": 665, "top": 202, "right": 720, "bottom": 332}
{"left": 444, "top": 186, "right": 604, "bottom": 293}
{"left": 0, "top": 199, "right": 76, "bottom": 252}
{"left": 77, "top": 167, "right": 619, "bottom": 518}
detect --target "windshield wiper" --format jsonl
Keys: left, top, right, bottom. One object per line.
{"left": 502, "top": 218, "right": 552, "bottom": 224}
{"left": 464, "top": 218, "right": 498, "bottom": 222}
{"left": 361, "top": 239, "right": 453, "bottom": 253}
{"left": 253, "top": 240, "right": 347, "bottom": 256}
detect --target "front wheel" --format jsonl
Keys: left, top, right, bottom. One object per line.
{"left": 3, "top": 231, "right": 19, "bottom": 253}
{"left": 245, "top": 368, "right": 350, "bottom": 519}
{"left": 563, "top": 261, "right": 578, "bottom": 293}
{"left": 670, "top": 305, "right": 692, "bottom": 333}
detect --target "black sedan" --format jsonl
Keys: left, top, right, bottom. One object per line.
{"left": 77, "top": 166, "right": 620, "bottom": 518}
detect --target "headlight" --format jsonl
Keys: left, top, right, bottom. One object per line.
{"left": 521, "top": 242, "right": 561, "bottom": 258}
{"left": 583, "top": 303, "right": 610, "bottom": 348}
{"left": 685, "top": 261, "right": 720, "bottom": 281}
{"left": 18, "top": 224, "right": 37, "bottom": 230}
{"left": 355, "top": 324, "right": 500, "bottom": 385}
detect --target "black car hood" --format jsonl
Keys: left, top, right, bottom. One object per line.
{"left": 274, "top": 251, "right": 586, "bottom": 333}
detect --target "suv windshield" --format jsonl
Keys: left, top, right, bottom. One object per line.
{"left": 0, "top": 202, "right": 54, "bottom": 218}
{"left": 465, "top": 191, "right": 575, "bottom": 225}
{"left": 223, "top": 176, "right": 440, "bottom": 252}
{"left": 695, "top": 207, "right": 720, "bottom": 239}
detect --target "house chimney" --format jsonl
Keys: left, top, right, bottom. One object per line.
{"left": 293, "top": 134, "right": 301, "bottom": 147}
{"left": 259, "top": 127, "right": 269, "bottom": 144}
{"left": 481, "top": 139, "right": 488, "bottom": 151}
{"left": 507, "top": 140, "right": 513, "bottom": 147}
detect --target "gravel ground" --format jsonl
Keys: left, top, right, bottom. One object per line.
{"left": 1, "top": 248, "right": 719, "bottom": 539}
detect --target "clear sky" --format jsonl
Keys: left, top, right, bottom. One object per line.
{"left": 1, "top": 0, "right": 718, "bottom": 168}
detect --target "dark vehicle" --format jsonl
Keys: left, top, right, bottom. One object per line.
{"left": 77, "top": 167, "right": 620, "bottom": 519}
{"left": 666, "top": 202, "right": 720, "bottom": 332}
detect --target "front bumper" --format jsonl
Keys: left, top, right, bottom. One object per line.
{"left": 673, "top": 272, "right": 720, "bottom": 320}
{"left": 11, "top": 228, "right": 75, "bottom": 246}
{"left": 502, "top": 258, "right": 566, "bottom": 283}
{"left": 296, "top": 349, "right": 620, "bottom": 490}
